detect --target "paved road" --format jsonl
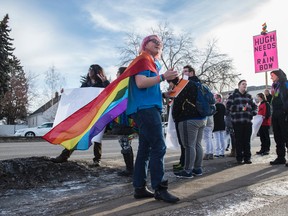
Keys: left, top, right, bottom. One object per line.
{"left": 0, "top": 138, "right": 129, "bottom": 161}
{"left": 1, "top": 137, "right": 288, "bottom": 216}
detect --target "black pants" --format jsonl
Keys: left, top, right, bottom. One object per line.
{"left": 233, "top": 122, "right": 252, "bottom": 162}
{"left": 93, "top": 142, "right": 102, "bottom": 162}
{"left": 272, "top": 111, "right": 288, "bottom": 159}
{"left": 175, "top": 122, "right": 185, "bottom": 166}
{"left": 259, "top": 125, "right": 271, "bottom": 152}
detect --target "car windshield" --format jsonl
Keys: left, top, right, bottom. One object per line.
{"left": 38, "top": 123, "right": 53, "bottom": 128}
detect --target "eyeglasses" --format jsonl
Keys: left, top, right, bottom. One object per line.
{"left": 148, "top": 38, "right": 162, "bottom": 46}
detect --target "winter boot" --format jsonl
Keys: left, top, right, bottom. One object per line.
{"left": 118, "top": 147, "right": 134, "bottom": 177}
{"left": 154, "top": 180, "right": 180, "bottom": 203}
{"left": 134, "top": 182, "right": 154, "bottom": 199}
{"left": 51, "top": 149, "right": 73, "bottom": 163}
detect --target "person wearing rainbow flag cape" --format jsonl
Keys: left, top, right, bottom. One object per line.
{"left": 126, "top": 35, "right": 180, "bottom": 203}
{"left": 110, "top": 67, "right": 137, "bottom": 177}
{"left": 43, "top": 36, "right": 179, "bottom": 203}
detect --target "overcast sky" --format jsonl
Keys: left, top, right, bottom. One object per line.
{"left": 1, "top": 0, "right": 287, "bottom": 102}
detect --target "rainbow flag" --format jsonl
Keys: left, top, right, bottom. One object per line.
{"left": 43, "top": 52, "right": 157, "bottom": 150}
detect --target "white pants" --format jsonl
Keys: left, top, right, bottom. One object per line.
{"left": 203, "top": 126, "right": 213, "bottom": 154}
{"left": 213, "top": 130, "right": 226, "bottom": 156}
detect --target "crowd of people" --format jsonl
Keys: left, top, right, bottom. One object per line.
{"left": 49, "top": 34, "right": 288, "bottom": 204}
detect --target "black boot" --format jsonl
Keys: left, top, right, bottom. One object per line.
{"left": 134, "top": 183, "right": 154, "bottom": 199}
{"left": 93, "top": 142, "right": 102, "bottom": 166}
{"left": 51, "top": 149, "right": 73, "bottom": 163}
{"left": 118, "top": 147, "right": 134, "bottom": 177}
{"left": 154, "top": 180, "right": 180, "bottom": 203}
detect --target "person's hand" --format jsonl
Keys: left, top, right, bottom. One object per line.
{"left": 97, "top": 74, "right": 107, "bottom": 82}
{"left": 163, "top": 69, "right": 178, "bottom": 81}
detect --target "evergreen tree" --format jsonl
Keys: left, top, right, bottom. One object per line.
{"left": 0, "top": 14, "right": 13, "bottom": 99}
{"left": 0, "top": 14, "right": 28, "bottom": 124}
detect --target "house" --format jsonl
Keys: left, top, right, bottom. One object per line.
{"left": 27, "top": 92, "right": 61, "bottom": 127}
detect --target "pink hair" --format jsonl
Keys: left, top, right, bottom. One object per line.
{"left": 139, "top": 35, "right": 162, "bottom": 59}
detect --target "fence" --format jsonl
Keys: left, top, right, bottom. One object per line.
{"left": 0, "top": 125, "right": 28, "bottom": 136}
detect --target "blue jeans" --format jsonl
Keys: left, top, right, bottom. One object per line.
{"left": 132, "top": 107, "right": 166, "bottom": 190}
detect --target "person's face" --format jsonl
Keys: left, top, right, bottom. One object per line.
{"left": 270, "top": 73, "right": 279, "bottom": 82}
{"left": 182, "top": 68, "right": 193, "bottom": 77}
{"left": 88, "top": 69, "right": 95, "bottom": 79}
{"left": 145, "top": 37, "right": 162, "bottom": 57}
{"left": 238, "top": 81, "right": 247, "bottom": 92}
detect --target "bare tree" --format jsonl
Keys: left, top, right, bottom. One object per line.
{"left": 117, "top": 23, "right": 239, "bottom": 92}
{"left": 1, "top": 56, "right": 28, "bottom": 124}
{"left": 196, "top": 39, "right": 240, "bottom": 93}
{"left": 152, "top": 23, "right": 198, "bottom": 72}
{"left": 43, "top": 65, "right": 65, "bottom": 104}
{"left": 118, "top": 32, "right": 142, "bottom": 66}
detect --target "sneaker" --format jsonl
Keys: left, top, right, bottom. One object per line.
{"left": 175, "top": 170, "right": 193, "bottom": 179}
{"left": 192, "top": 168, "right": 203, "bottom": 176}
{"left": 270, "top": 158, "right": 286, "bottom": 165}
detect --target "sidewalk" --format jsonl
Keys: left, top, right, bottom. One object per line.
{"left": 64, "top": 139, "right": 288, "bottom": 216}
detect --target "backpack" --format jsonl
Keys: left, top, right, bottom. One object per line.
{"left": 264, "top": 102, "right": 271, "bottom": 119}
{"left": 193, "top": 81, "right": 216, "bottom": 117}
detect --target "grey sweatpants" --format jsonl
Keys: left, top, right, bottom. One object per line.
{"left": 178, "top": 119, "right": 206, "bottom": 171}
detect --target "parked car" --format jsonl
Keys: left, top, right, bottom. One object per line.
{"left": 14, "top": 122, "right": 53, "bottom": 137}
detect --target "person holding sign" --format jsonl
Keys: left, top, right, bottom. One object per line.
{"left": 269, "top": 69, "right": 288, "bottom": 165}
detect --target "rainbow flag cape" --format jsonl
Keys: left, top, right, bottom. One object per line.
{"left": 43, "top": 52, "right": 157, "bottom": 150}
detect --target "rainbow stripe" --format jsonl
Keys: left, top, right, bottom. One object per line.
{"left": 43, "top": 52, "right": 157, "bottom": 150}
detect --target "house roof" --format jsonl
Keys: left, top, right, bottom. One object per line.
{"left": 29, "top": 93, "right": 61, "bottom": 116}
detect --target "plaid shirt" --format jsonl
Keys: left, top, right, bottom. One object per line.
{"left": 226, "top": 89, "right": 257, "bottom": 123}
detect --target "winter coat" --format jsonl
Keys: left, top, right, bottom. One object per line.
{"left": 225, "top": 89, "right": 257, "bottom": 123}
{"left": 258, "top": 101, "right": 271, "bottom": 126}
{"left": 213, "top": 103, "right": 226, "bottom": 132}
{"left": 172, "top": 76, "right": 205, "bottom": 123}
